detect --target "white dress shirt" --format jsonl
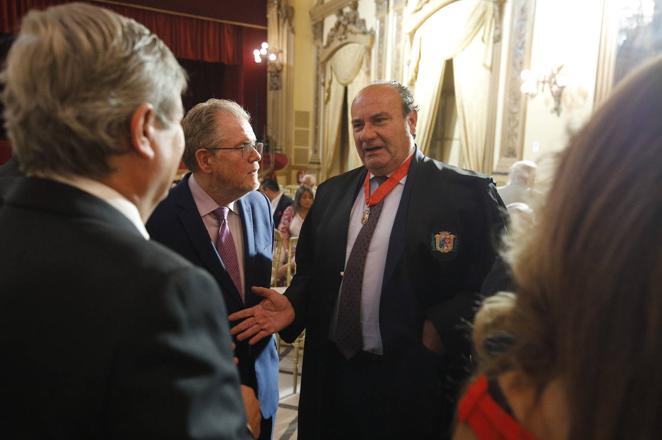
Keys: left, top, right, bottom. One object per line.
{"left": 269, "top": 191, "right": 283, "bottom": 217}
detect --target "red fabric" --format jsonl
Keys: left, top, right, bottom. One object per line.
{"left": 119, "top": 0, "right": 267, "bottom": 27}
{"left": 0, "top": 0, "right": 241, "bottom": 64}
{"left": 0, "top": 139, "right": 11, "bottom": 164}
{"left": 458, "top": 375, "right": 538, "bottom": 440}
{"left": 0, "top": 0, "right": 267, "bottom": 140}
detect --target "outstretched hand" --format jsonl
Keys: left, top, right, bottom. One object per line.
{"left": 229, "top": 286, "right": 295, "bottom": 345}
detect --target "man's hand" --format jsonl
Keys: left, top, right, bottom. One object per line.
{"left": 229, "top": 286, "right": 295, "bottom": 345}
{"left": 240, "top": 385, "right": 261, "bottom": 439}
{"left": 422, "top": 319, "right": 444, "bottom": 354}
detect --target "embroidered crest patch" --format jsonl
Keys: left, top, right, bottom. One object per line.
{"left": 431, "top": 231, "right": 458, "bottom": 254}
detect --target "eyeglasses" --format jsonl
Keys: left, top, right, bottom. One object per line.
{"left": 205, "top": 142, "right": 263, "bottom": 158}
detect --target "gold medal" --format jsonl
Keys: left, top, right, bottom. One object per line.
{"left": 361, "top": 207, "right": 370, "bottom": 225}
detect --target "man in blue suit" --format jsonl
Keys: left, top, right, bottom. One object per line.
{"left": 147, "top": 99, "right": 278, "bottom": 439}
{"left": 230, "top": 82, "right": 507, "bottom": 439}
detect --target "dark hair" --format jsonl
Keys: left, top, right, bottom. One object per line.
{"left": 502, "top": 55, "right": 662, "bottom": 439}
{"left": 375, "top": 80, "right": 420, "bottom": 116}
{"left": 261, "top": 178, "right": 280, "bottom": 192}
{"left": 292, "top": 186, "right": 314, "bottom": 213}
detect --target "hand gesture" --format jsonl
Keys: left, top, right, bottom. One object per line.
{"left": 229, "top": 286, "right": 295, "bottom": 345}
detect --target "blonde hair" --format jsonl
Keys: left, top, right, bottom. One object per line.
{"left": 1, "top": 2, "right": 187, "bottom": 177}
{"left": 502, "top": 56, "right": 662, "bottom": 440}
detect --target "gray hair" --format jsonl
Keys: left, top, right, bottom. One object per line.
{"left": 369, "top": 80, "right": 420, "bottom": 116}
{"left": 181, "top": 99, "right": 250, "bottom": 172}
{"left": 1, "top": 2, "right": 187, "bottom": 178}
{"left": 508, "top": 160, "right": 537, "bottom": 186}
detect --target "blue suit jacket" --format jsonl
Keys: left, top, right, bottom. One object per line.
{"left": 146, "top": 174, "right": 279, "bottom": 418}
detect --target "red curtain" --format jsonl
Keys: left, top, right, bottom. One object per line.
{"left": 0, "top": 0, "right": 267, "bottom": 143}
{"left": 0, "top": 0, "right": 242, "bottom": 64}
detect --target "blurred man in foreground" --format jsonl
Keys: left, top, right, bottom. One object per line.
{"left": 0, "top": 3, "right": 251, "bottom": 439}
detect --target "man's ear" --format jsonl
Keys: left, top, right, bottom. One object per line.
{"left": 129, "top": 103, "right": 157, "bottom": 160}
{"left": 407, "top": 110, "right": 418, "bottom": 137}
{"left": 194, "top": 147, "right": 213, "bottom": 173}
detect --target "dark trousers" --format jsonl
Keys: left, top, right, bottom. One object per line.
{"left": 319, "top": 343, "right": 450, "bottom": 440}
{"left": 259, "top": 415, "right": 273, "bottom": 440}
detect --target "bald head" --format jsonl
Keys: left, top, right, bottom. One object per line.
{"left": 350, "top": 82, "right": 418, "bottom": 176}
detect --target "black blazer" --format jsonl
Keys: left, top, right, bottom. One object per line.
{"left": 0, "top": 177, "right": 249, "bottom": 439}
{"left": 281, "top": 148, "right": 507, "bottom": 439}
{"left": 272, "top": 193, "right": 292, "bottom": 228}
{"left": 146, "top": 174, "right": 279, "bottom": 419}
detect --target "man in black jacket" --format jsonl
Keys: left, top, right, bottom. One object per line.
{"left": 0, "top": 4, "right": 252, "bottom": 439}
{"left": 231, "top": 81, "right": 506, "bottom": 439}
{"left": 260, "top": 177, "right": 293, "bottom": 228}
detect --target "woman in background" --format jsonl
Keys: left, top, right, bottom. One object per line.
{"left": 275, "top": 185, "right": 314, "bottom": 284}
{"left": 278, "top": 185, "right": 314, "bottom": 242}
{"left": 455, "top": 55, "right": 662, "bottom": 440}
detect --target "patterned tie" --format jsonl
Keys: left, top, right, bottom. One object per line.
{"left": 214, "top": 206, "right": 243, "bottom": 300}
{"left": 333, "top": 176, "right": 387, "bottom": 359}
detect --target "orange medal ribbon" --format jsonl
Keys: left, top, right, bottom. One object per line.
{"left": 360, "top": 154, "right": 413, "bottom": 225}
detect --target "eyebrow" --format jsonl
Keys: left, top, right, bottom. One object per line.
{"left": 352, "top": 112, "right": 391, "bottom": 124}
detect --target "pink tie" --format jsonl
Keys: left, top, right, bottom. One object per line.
{"left": 214, "top": 206, "right": 243, "bottom": 300}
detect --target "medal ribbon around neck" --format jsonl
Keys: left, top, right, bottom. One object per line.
{"left": 363, "top": 154, "right": 413, "bottom": 207}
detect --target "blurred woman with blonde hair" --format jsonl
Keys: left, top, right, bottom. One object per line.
{"left": 455, "top": 55, "right": 662, "bottom": 440}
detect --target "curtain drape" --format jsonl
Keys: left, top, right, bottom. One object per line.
{"left": 406, "top": 0, "right": 498, "bottom": 173}
{"left": 322, "top": 73, "right": 346, "bottom": 179}
{"left": 0, "top": 0, "right": 242, "bottom": 64}
{"left": 322, "top": 42, "right": 369, "bottom": 179}
{"left": 453, "top": 31, "right": 493, "bottom": 172}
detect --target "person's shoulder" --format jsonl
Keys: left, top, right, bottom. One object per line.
{"left": 316, "top": 167, "right": 364, "bottom": 194}
{"left": 418, "top": 156, "right": 495, "bottom": 188}
{"left": 243, "top": 189, "right": 271, "bottom": 210}
{"left": 148, "top": 178, "right": 191, "bottom": 224}
{"left": 111, "top": 232, "right": 220, "bottom": 295}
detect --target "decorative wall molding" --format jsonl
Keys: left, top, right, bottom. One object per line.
{"left": 314, "top": 1, "right": 374, "bottom": 173}
{"left": 309, "top": 0, "right": 353, "bottom": 24}
{"left": 593, "top": 0, "right": 616, "bottom": 108}
{"left": 320, "top": 1, "right": 373, "bottom": 64}
{"left": 373, "top": 0, "right": 388, "bottom": 79}
{"left": 265, "top": 0, "right": 295, "bottom": 164}
{"left": 391, "top": 0, "right": 407, "bottom": 81}
{"left": 496, "top": 0, "right": 536, "bottom": 173}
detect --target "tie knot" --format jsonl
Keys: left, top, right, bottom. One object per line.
{"left": 370, "top": 175, "right": 387, "bottom": 192}
{"left": 214, "top": 206, "right": 229, "bottom": 222}
{"left": 372, "top": 175, "right": 387, "bottom": 186}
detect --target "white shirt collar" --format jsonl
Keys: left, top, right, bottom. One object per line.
{"left": 270, "top": 192, "right": 283, "bottom": 215}
{"left": 46, "top": 174, "right": 149, "bottom": 239}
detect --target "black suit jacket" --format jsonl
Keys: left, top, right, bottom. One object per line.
{"left": 0, "top": 157, "right": 23, "bottom": 201}
{"left": 281, "top": 149, "right": 507, "bottom": 438}
{"left": 272, "top": 193, "right": 292, "bottom": 228}
{"left": 0, "top": 177, "right": 249, "bottom": 439}
{"left": 146, "top": 174, "right": 279, "bottom": 419}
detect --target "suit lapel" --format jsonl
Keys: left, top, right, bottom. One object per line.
{"left": 173, "top": 176, "right": 243, "bottom": 307}
{"left": 237, "top": 198, "right": 254, "bottom": 304}
{"left": 332, "top": 169, "right": 366, "bottom": 277}
{"left": 382, "top": 149, "right": 425, "bottom": 285}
